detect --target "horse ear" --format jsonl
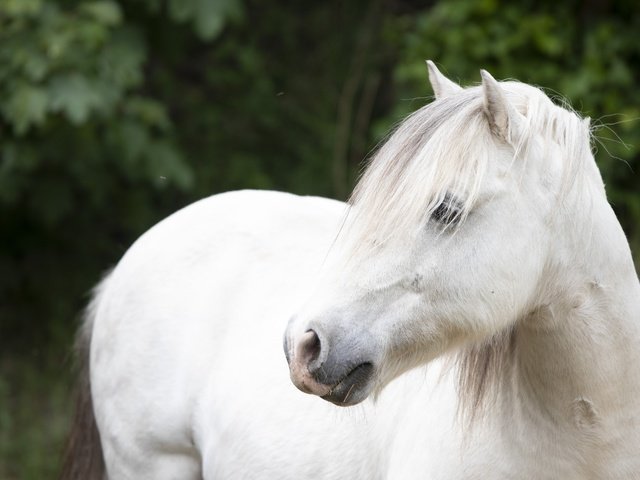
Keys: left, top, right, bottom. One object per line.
{"left": 480, "top": 69, "right": 524, "bottom": 142}
{"left": 426, "top": 60, "right": 463, "bottom": 100}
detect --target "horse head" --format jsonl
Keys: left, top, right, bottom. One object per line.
{"left": 284, "top": 63, "right": 598, "bottom": 407}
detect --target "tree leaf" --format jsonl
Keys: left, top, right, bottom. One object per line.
{"left": 80, "top": 1, "right": 122, "bottom": 26}
{"left": 168, "top": 0, "right": 195, "bottom": 22}
{"left": 47, "top": 74, "right": 105, "bottom": 124}
{"left": 2, "top": 84, "right": 48, "bottom": 134}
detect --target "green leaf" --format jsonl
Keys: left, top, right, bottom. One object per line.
{"left": 195, "top": 10, "right": 224, "bottom": 40}
{"left": 194, "top": 0, "right": 234, "bottom": 40}
{"left": 124, "top": 97, "right": 171, "bottom": 130}
{"left": 145, "top": 141, "right": 193, "bottom": 189}
{"left": 3, "top": 84, "right": 48, "bottom": 134}
{"left": 0, "top": 0, "right": 42, "bottom": 16}
{"left": 22, "top": 53, "right": 49, "bottom": 82}
{"left": 47, "top": 74, "right": 105, "bottom": 124}
{"left": 80, "top": 1, "right": 122, "bottom": 26}
{"left": 111, "top": 120, "right": 149, "bottom": 164}
{"left": 100, "top": 29, "right": 146, "bottom": 88}
{"left": 166, "top": 0, "right": 242, "bottom": 40}
{"left": 168, "top": 0, "right": 195, "bottom": 22}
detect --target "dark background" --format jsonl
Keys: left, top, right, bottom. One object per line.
{"left": 1, "top": 0, "right": 639, "bottom": 477}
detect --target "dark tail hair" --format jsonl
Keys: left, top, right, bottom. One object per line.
{"left": 59, "top": 286, "right": 107, "bottom": 480}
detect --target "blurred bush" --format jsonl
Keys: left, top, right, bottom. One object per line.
{"left": 0, "top": 0, "right": 638, "bottom": 477}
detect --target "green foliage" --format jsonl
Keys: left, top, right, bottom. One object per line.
{"left": 1, "top": 1, "right": 136, "bottom": 132}
{"left": 139, "top": 0, "right": 243, "bottom": 40}
{"left": 0, "top": 0, "right": 193, "bottom": 206}
{"left": 0, "top": 356, "right": 71, "bottom": 479}
{"left": 1, "top": 1, "right": 639, "bottom": 478}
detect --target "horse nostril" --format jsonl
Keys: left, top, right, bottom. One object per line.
{"left": 297, "top": 329, "right": 321, "bottom": 366}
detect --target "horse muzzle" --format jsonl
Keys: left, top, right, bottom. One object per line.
{"left": 284, "top": 327, "right": 376, "bottom": 406}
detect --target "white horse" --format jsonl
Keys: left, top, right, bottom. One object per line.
{"left": 61, "top": 63, "right": 640, "bottom": 479}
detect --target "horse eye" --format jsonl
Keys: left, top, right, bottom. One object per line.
{"left": 430, "top": 195, "right": 462, "bottom": 226}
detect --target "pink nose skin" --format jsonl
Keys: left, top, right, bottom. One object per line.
{"left": 289, "top": 330, "right": 332, "bottom": 397}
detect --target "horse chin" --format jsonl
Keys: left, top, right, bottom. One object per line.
{"left": 320, "top": 362, "right": 374, "bottom": 407}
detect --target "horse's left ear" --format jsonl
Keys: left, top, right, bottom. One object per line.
{"left": 480, "top": 69, "right": 525, "bottom": 143}
{"left": 426, "top": 60, "right": 463, "bottom": 100}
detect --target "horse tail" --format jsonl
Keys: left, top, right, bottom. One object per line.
{"left": 59, "top": 280, "right": 109, "bottom": 480}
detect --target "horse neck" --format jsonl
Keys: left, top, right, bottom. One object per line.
{"left": 511, "top": 186, "right": 640, "bottom": 431}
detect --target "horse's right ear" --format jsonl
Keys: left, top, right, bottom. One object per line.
{"left": 426, "top": 60, "right": 463, "bottom": 100}
{"left": 480, "top": 69, "right": 525, "bottom": 143}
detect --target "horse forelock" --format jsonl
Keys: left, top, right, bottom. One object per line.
{"left": 344, "top": 90, "right": 491, "bottom": 252}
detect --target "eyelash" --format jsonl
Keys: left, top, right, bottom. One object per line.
{"left": 431, "top": 196, "right": 463, "bottom": 225}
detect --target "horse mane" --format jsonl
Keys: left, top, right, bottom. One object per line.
{"left": 454, "top": 326, "right": 518, "bottom": 423}
{"left": 345, "top": 79, "right": 594, "bottom": 420}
